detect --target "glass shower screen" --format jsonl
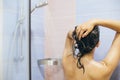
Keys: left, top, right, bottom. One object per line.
{"left": 2, "top": 0, "right": 30, "bottom": 80}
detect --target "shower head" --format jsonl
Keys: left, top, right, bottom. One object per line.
{"left": 31, "top": 0, "right": 48, "bottom": 13}
{"left": 35, "top": 0, "right": 48, "bottom": 8}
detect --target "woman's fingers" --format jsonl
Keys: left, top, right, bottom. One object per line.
{"left": 77, "top": 24, "right": 93, "bottom": 39}
{"left": 82, "top": 30, "right": 89, "bottom": 38}
{"left": 77, "top": 25, "right": 87, "bottom": 40}
{"left": 76, "top": 26, "right": 81, "bottom": 38}
{"left": 79, "top": 29, "right": 85, "bottom": 40}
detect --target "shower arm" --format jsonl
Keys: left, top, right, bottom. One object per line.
{"left": 31, "top": 1, "right": 48, "bottom": 13}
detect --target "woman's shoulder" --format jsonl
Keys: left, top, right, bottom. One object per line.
{"left": 86, "top": 60, "right": 111, "bottom": 79}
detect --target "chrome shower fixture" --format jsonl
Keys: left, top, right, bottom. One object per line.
{"left": 37, "top": 58, "right": 62, "bottom": 78}
{"left": 31, "top": 0, "right": 48, "bottom": 13}
{"left": 11, "top": 0, "right": 25, "bottom": 63}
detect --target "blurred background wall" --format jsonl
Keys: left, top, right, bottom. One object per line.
{"left": 44, "top": 0, "right": 76, "bottom": 80}
{"left": 2, "top": 0, "right": 29, "bottom": 80}
{"left": 31, "top": 0, "right": 45, "bottom": 80}
{"left": 0, "top": 0, "right": 3, "bottom": 80}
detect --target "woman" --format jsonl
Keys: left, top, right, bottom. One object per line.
{"left": 62, "top": 19, "right": 120, "bottom": 80}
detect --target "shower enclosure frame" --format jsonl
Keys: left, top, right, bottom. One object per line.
{"left": 29, "top": 0, "right": 32, "bottom": 80}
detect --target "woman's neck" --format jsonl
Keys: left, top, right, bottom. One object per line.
{"left": 81, "top": 49, "right": 95, "bottom": 63}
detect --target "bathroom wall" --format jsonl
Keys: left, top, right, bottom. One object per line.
{"left": 44, "top": 0, "right": 76, "bottom": 58}
{"left": 0, "top": 0, "right": 3, "bottom": 80}
{"left": 31, "top": 0, "right": 45, "bottom": 80}
{"left": 3, "top": 0, "right": 29, "bottom": 80}
{"left": 44, "top": 0, "right": 76, "bottom": 80}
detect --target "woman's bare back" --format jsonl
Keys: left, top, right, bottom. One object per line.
{"left": 62, "top": 54, "right": 111, "bottom": 80}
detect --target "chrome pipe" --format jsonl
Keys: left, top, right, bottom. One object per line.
{"left": 37, "top": 58, "right": 62, "bottom": 66}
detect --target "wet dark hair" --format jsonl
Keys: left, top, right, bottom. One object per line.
{"left": 72, "top": 26, "right": 99, "bottom": 73}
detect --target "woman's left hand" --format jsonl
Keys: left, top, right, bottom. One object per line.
{"left": 76, "top": 19, "right": 97, "bottom": 40}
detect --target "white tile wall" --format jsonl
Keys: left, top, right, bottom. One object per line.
{"left": 31, "top": 0, "right": 45, "bottom": 80}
